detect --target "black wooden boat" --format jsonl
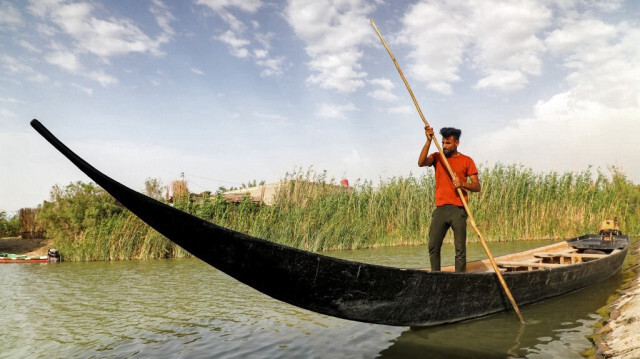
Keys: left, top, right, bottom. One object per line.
{"left": 31, "top": 120, "right": 629, "bottom": 327}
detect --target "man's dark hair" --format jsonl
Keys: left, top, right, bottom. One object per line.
{"left": 440, "top": 127, "right": 461, "bottom": 141}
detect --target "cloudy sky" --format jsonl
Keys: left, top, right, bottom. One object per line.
{"left": 1, "top": 0, "right": 639, "bottom": 214}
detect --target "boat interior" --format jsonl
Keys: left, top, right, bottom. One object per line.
{"left": 439, "top": 240, "right": 618, "bottom": 273}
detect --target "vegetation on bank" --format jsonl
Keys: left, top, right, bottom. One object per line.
{"left": 0, "top": 211, "right": 20, "bottom": 238}
{"left": 33, "top": 164, "right": 640, "bottom": 261}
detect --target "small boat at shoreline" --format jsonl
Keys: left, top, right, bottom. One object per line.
{"left": 31, "top": 120, "right": 630, "bottom": 327}
{"left": 0, "top": 253, "right": 48, "bottom": 263}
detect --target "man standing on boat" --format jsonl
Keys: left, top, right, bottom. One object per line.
{"left": 418, "top": 126, "right": 481, "bottom": 272}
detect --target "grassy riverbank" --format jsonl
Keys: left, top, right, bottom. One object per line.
{"left": 36, "top": 165, "right": 640, "bottom": 261}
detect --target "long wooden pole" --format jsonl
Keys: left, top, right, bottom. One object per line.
{"left": 370, "top": 18, "right": 525, "bottom": 324}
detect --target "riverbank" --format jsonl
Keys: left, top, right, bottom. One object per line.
{"left": 594, "top": 243, "right": 640, "bottom": 358}
{"left": 0, "top": 237, "right": 52, "bottom": 257}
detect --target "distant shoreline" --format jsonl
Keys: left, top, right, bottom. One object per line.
{"left": 0, "top": 237, "right": 52, "bottom": 257}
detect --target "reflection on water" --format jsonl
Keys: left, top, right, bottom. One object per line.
{"left": 0, "top": 239, "right": 635, "bottom": 358}
{"left": 380, "top": 269, "right": 623, "bottom": 359}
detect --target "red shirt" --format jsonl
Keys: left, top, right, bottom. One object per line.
{"left": 428, "top": 152, "right": 478, "bottom": 207}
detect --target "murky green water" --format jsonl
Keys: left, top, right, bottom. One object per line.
{"left": 1, "top": 239, "right": 635, "bottom": 358}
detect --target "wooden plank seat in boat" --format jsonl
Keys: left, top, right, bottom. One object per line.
{"left": 497, "top": 261, "right": 566, "bottom": 271}
{"left": 534, "top": 252, "right": 607, "bottom": 258}
{"left": 533, "top": 252, "right": 607, "bottom": 264}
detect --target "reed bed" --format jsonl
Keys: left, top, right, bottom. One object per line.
{"left": 36, "top": 182, "right": 189, "bottom": 261}
{"left": 36, "top": 165, "right": 640, "bottom": 260}
{"left": 171, "top": 180, "right": 189, "bottom": 201}
{"left": 241, "top": 165, "right": 639, "bottom": 251}
{"left": 18, "top": 208, "right": 45, "bottom": 239}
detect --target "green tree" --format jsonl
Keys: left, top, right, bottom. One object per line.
{"left": 144, "top": 177, "right": 165, "bottom": 201}
{"left": 37, "top": 181, "right": 122, "bottom": 240}
{"left": 0, "top": 210, "right": 7, "bottom": 237}
{"left": 0, "top": 211, "right": 20, "bottom": 237}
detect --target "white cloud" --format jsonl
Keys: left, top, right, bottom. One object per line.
{"left": 285, "top": 0, "right": 376, "bottom": 93}
{"left": 0, "top": 1, "right": 23, "bottom": 29}
{"left": 470, "top": 94, "right": 640, "bottom": 177}
{"left": 253, "top": 111, "right": 290, "bottom": 126}
{"left": 370, "top": 78, "right": 394, "bottom": 91}
{"left": 388, "top": 106, "right": 413, "bottom": 115}
{"left": 254, "top": 32, "right": 274, "bottom": 50}
{"left": 588, "top": 0, "right": 624, "bottom": 12}
{"left": 87, "top": 70, "right": 118, "bottom": 87}
{"left": 0, "top": 97, "right": 20, "bottom": 103}
{"left": 469, "top": 13, "right": 640, "bottom": 182}
{"left": 397, "top": 1, "right": 550, "bottom": 94}
{"left": 257, "top": 56, "right": 285, "bottom": 77}
{"left": 342, "top": 148, "right": 361, "bottom": 166}
{"left": 199, "top": 0, "right": 283, "bottom": 76}
{"left": 469, "top": 1, "right": 550, "bottom": 91}
{"left": 1, "top": 55, "right": 49, "bottom": 83}
{"left": 36, "top": 23, "right": 57, "bottom": 37}
{"left": 19, "top": 40, "right": 41, "bottom": 53}
{"left": 221, "top": 11, "right": 247, "bottom": 32}
{"left": 368, "top": 89, "right": 397, "bottom": 102}
{"left": 41, "top": 47, "right": 120, "bottom": 87}
{"left": 367, "top": 77, "right": 397, "bottom": 101}
{"left": 0, "top": 108, "right": 17, "bottom": 117}
{"left": 316, "top": 102, "right": 358, "bottom": 119}
{"left": 397, "top": 2, "right": 469, "bottom": 95}
{"left": 28, "top": 0, "right": 173, "bottom": 59}
{"left": 45, "top": 50, "right": 81, "bottom": 72}
{"left": 12, "top": 0, "right": 175, "bottom": 87}
{"left": 253, "top": 112, "right": 287, "bottom": 120}
{"left": 2, "top": 55, "right": 31, "bottom": 74}
{"left": 196, "top": 0, "right": 261, "bottom": 13}
{"left": 305, "top": 50, "right": 367, "bottom": 93}
{"left": 217, "top": 30, "right": 250, "bottom": 58}
{"left": 545, "top": 18, "right": 639, "bottom": 108}
{"left": 255, "top": 42, "right": 284, "bottom": 77}
{"left": 191, "top": 67, "right": 206, "bottom": 76}
{"left": 150, "top": 0, "right": 176, "bottom": 43}
{"left": 474, "top": 70, "right": 528, "bottom": 91}
{"left": 545, "top": 19, "right": 616, "bottom": 55}
{"left": 72, "top": 83, "right": 93, "bottom": 95}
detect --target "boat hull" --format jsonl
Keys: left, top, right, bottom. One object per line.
{"left": 31, "top": 120, "right": 629, "bottom": 326}
{"left": 0, "top": 257, "right": 48, "bottom": 264}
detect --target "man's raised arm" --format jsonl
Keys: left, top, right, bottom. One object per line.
{"left": 418, "top": 125, "right": 435, "bottom": 167}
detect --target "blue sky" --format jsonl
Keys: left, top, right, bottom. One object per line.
{"left": 1, "top": 0, "right": 639, "bottom": 214}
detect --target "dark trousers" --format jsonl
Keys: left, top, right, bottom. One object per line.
{"left": 429, "top": 205, "right": 468, "bottom": 272}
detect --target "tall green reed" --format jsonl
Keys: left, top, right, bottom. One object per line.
{"left": 208, "top": 165, "right": 638, "bottom": 251}
{"left": 37, "top": 165, "right": 640, "bottom": 260}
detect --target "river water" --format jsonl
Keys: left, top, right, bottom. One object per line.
{"left": 1, "top": 239, "right": 635, "bottom": 358}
